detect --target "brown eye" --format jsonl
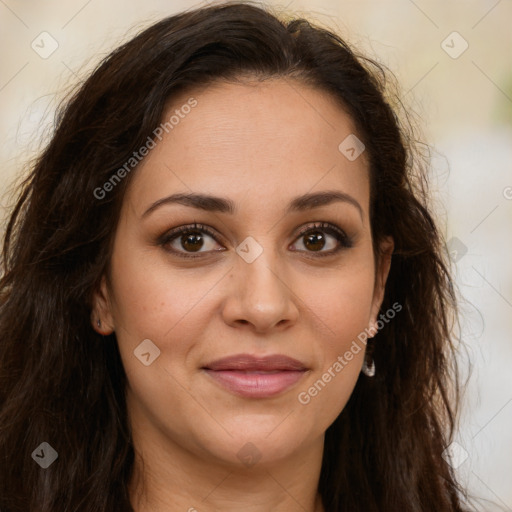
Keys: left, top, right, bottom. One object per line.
{"left": 290, "top": 222, "right": 353, "bottom": 256}
{"left": 303, "top": 231, "right": 327, "bottom": 251}
{"left": 159, "top": 223, "right": 225, "bottom": 259}
{"left": 180, "top": 231, "right": 205, "bottom": 252}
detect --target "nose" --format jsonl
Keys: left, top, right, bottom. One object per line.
{"left": 221, "top": 246, "right": 300, "bottom": 333}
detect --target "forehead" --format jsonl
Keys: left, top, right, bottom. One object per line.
{"left": 125, "top": 78, "right": 370, "bottom": 218}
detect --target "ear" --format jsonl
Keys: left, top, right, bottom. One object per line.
{"left": 91, "top": 275, "right": 115, "bottom": 335}
{"left": 369, "top": 236, "right": 394, "bottom": 329}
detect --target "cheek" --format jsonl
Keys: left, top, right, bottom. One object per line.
{"left": 109, "top": 248, "right": 217, "bottom": 340}
{"left": 299, "top": 261, "right": 376, "bottom": 345}
{"left": 108, "top": 254, "right": 220, "bottom": 431}
{"left": 292, "top": 264, "right": 375, "bottom": 420}
{"left": 107, "top": 246, "right": 228, "bottom": 390}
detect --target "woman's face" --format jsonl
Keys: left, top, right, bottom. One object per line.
{"left": 93, "top": 78, "right": 392, "bottom": 470}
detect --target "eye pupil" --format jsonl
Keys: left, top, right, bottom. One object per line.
{"left": 182, "top": 232, "right": 204, "bottom": 252}
{"left": 304, "top": 231, "right": 325, "bottom": 251}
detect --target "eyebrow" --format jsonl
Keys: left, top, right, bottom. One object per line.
{"left": 142, "top": 190, "right": 364, "bottom": 220}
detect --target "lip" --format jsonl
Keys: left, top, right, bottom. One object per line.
{"left": 202, "top": 354, "right": 308, "bottom": 398}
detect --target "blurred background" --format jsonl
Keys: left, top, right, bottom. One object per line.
{"left": 1, "top": 0, "right": 511, "bottom": 509}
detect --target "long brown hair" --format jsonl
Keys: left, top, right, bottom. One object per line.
{"left": 0, "top": 2, "right": 468, "bottom": 510}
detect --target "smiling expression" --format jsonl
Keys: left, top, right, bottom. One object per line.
{"left": 93, "top": 78, "right": 392, "bottom": 469}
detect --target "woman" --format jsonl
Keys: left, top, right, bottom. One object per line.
{"left": 0, "top": 2, "right": 469, "bottom": 511}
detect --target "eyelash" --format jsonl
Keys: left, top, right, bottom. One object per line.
{"left": 158, "top": 221, "right": 353, "bottom": 260}
{"left": 294, "top": 222, "right": 353, "bottom": 256}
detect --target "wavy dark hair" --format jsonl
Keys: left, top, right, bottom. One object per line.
{"left": 0, "top": 2, "right": 469, "bottom": 511}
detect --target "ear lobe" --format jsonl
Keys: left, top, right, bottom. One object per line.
{"left": 369, "top": 236, "right": 394, "bottom": 326}
{"left": 91, "top": 275, "right": 115, "bottom": 335}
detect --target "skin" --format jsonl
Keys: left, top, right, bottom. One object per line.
{"left": 92, "top": 78, "right": 393, "bottom": 512}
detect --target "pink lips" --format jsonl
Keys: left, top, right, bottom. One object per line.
{"left": 202, "top": 354, "right": 308, "bottom": 398}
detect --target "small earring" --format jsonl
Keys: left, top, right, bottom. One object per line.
{"left": 361, "top": 357, "right": 375, "bottom": 377}
{"left": 97, "top": 319, "right": 101, "bottom": 328}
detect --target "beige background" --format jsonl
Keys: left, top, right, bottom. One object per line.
{"left": 1, "top": 0, "right": 511, "bottom": 509}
